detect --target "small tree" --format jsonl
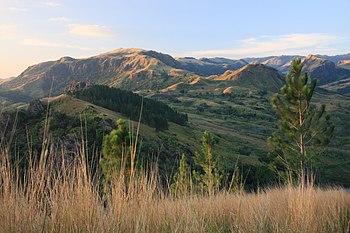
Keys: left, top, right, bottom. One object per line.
{"left": 171, "top": 154, "right": 192, "bottom": 197}
{"left": 193, "top": 131, "right": 221, "bottom": 195}
{"left": 268, "top": 59, "right": 334, "bottom": 185}
{"left": 100, "top": 119, "right": 131, "bottom": 191}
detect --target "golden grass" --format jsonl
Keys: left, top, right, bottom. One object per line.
{"left": 0, "top": 140, "right": 349, "bottom": 233}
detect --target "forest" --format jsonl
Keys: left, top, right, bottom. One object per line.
{"left": 71, "top": 85, "right": 188, "bottom": 130}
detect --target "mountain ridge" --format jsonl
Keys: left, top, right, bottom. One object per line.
{"left": 1, "top": 48, "right": 349, "bottom": 101}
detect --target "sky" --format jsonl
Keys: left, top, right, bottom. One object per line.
{"left": 1, "top": 0, "right": 350, "bottom": 78}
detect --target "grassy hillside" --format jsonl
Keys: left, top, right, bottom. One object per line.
{"left": 209, "top": 64, "right": 284, "bottom": 92}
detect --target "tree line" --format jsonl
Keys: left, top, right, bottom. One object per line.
{"left": 71, "top": 85, "right": 188, "bottom": 131}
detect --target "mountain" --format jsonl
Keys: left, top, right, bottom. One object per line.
{"left": 209, "top": 63, "right": 284, "bottom": 92}
{"left": 244, "top": 55, "right": 303, "bottom": 73}
{"left": 2, "top": 49, "right": 350, "bottom": 102}
{"left": 177, "top": 57, "right": 248, "bottom": 76}
{"left": 0, "top": 48, "right": 198, "bottom": 98}
{"left": 245, "top": 53, "right": 350, "bottom": 71}
{"left": 0, "top": 48, "right": 249, "bottom": 99}
{"left": 245, "top": 54, "right": 350, "bottom": 86}
{"left": 317, "top": 53, "right": 350, "bottom": 64}
{"left": 302, "top": 55, "right": 350, "bottom": 85}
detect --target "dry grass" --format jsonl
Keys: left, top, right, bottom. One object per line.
{"left": 0, "top": 140, "right": 349, "bottom": 233}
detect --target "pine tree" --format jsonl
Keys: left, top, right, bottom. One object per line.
{"left": 171, "top": 154, "right": 192, "bottom": 197}
{"left": 100, "top": 119, "right": 131, "bottom": 191}
{"left": 268, "top": 59, "right": 334, "bottom": 185}
{"left": 193, "top": 131, "right": 221, "bottom": 195}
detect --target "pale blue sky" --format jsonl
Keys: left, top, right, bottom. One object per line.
{"left": 1, "top": 0, "right": 350, "bottom": 78}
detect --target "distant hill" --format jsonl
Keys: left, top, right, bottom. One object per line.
{"left": 209, "top": 63, "right": 284, "bottom": 92}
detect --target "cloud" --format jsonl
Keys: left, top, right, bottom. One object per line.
{"left": 0, "top": 24, "right": 18, "bottom": 32}
{"left": 192, "top": 33, "right": 341, "bottom": 58}
{"left": 0, "top": 24, "right": 19, "bottom": 40}
{"left": 41, "top": 1, "right": 61, "bottom": 7}
{"left": 21, "top": 38, "right": 92, "bottom": 51}
{"left": 68, "top": 24, "right": 112, "bottom": 37}
{"left": 49, "top": 17, "right": 70, "bottom": 22}
{"left": 1, "top": 7, "right": 28, "bottom": 12}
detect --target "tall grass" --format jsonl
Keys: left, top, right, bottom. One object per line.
{"left": 0, "top": 138, "right": 349, "bottom": 233}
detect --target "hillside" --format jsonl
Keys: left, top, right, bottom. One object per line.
{"left": 0, "top": 48, "right": 198, "bottom": 98}
{"left": 209, "top": 63, "right": 284, "bottom": 92}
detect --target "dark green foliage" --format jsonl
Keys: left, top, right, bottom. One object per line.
{"left": 171, "top": 154, "right": 192, "bottom": 197}
{"left": 268, "top": 59, "right": 334, "bottom": 183}
{"left": 72, "top": 85, "right": 188, "bottom": 130}
{"left": 100, "top": 119, "right": 131, "bottom": 190}
{"left": 193, "top": 131, "right": 221, "bottom": 195}
{"left": 0, "top": 108, "right": 104, "bottom": 175}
